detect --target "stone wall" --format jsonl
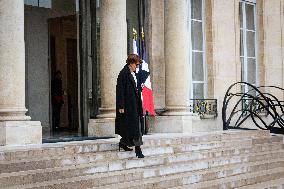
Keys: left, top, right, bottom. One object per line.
{"left": 263, "top": 0, "right": 284, "bottom": 99}
{"left": 147, "top": 0, "right": 165, "bottom": 112}
{"left": 24, "top": 6, "right": 50, "bottom": 130}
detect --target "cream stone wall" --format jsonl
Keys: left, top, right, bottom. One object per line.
{"left": 210, "top": 0, "right": 239, "bottom": 127}
{"left": 282, "top": 0, "right": 284, "bottom": 94}
{"left": 263, "top": 0, "right": 284, "bottom": 99}
{"left": 257, "top": 0, "right": 265, "bottom": 88}
{"left": 205, "top": 0, "right": 214, "bottom": 98}
{"left": 147, "top": 0, "right": 165, "bottom": 112}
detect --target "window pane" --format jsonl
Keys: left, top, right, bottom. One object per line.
{"left": 241, "top": 84, "right": 245, "bottom": 93}
{"left": 248, "top": 86, "right": 256, "bottom": 96}
{"left": 246, "top": 4, "right": 255, "bottom": 30}
{"left": 191, "top": 21, "right": 203, "bottom": 50}
{"left": 241, "top": 57, "right": 244, "bottom": 81}
{"left": 246, "top": 31, "right": 255, "bottom": 57}
{"left": 25, "top": 0, "right": 38, "bottom": 6}
{"left": 247, "top": 58, "right": 256, "bottom": 84}
{"left": 192, "top": 52, "right": 204, "bottom": 81}
{"left": 191, "top": 0, "right": 202, "bottom": 20}
{"left": 39, "top": 0, "right": 51, "bottom": 8}
{"left": 240, "top": 30, "right": 244, "bottom": 56}
{"left": 239, "top": 2, "right": 243, "bottom": 28}
{"left": 193, "top": 83, "right": 204, "bottom": 99}
{"left": 75, "top": 0, "right": 79, "bottom": 12}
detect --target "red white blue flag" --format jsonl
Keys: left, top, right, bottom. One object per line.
{"left": 133, "top": 32, "right": 155, "bottom": 116}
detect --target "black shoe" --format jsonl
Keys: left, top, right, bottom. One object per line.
{"left": 135, "top": 146, "right": 145, "bottom": 158}
{"left": 118, "top": 142, "right": 133, "bottom": 151}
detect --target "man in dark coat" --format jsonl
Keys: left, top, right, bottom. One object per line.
{"left": 51, "top": 71, "right": 64, "bottom": 131}
{"left": 115, "top": 54, "right": 145, "bottom": 158}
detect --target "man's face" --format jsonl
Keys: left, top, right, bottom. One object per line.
{"left": 56, "top": 73, "right": 62, "bottom": 79}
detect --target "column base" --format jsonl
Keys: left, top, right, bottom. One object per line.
{"left": 97, "top": 108, "right": 116, "bottom": 118}
{"left": 147, "top": 115, "right": 222, "bottom": 133}
{"left": 0, "top": 121, "right": 42, "bottom": 146}
{"left": 146, "top": 115, "right": 199, "bottom": 133}
{"left": 88, "top": 118, "right": 117, "bottom": 137}
{"left": 0, "top": 107, "right": 31, "bottom": 121}
{"left": 162, "top": 106, "right": 193, "bottom": 116}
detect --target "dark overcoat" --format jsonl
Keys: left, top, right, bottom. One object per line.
{"left": 115, "top": 65, "right": 144, "bottom": 138}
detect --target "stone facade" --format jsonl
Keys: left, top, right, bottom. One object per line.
{"left": 0, "top": 0, "right": 284, "bottom": 145}
{"left": 145, "top": 0, "right": 284, "bottom": 133}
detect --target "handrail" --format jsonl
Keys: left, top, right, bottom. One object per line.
{"left": 222, "top": 82, "right": 284, "bottom": 131}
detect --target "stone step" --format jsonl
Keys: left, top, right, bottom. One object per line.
{"left": 88, "top": 167, "right": 284, "bottom": 189}
{"left": 5, "top": 147, "right": 284, "bottom": 189}
{"left": 0, "top": 135, "right": 281, "bottom": 174}
{"left": 184, "top": 167, "right": 284, "bottom": 189}
{"left": 236, "top": 177, "right": 284, "bottom": 189}
{"left": 0, "top": 130, "right": 271, "bottom": 162}
{"left": 0, "top": 142, "right": 281, "bottom": 187}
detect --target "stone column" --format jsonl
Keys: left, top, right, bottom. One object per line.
{"left": 163, "top": 0, "right": 191, "bottom": 115}
{"left": 88, "top": 0, "right": 127, "bottom": 136}
{"left": 0, "top": 0, "right": 29, "bottom": 121}
{"left": 98, "top": 0, "right": 127, "bottom": 118}
{"left": 0, "top": 0, "right": 42, "bottom": 145}
{"left": 147, "top": 0, "right": 200, "bottom": 134}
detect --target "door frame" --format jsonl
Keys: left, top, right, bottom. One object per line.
{"left": 79, "top": 0, "right": 98, "bottom": 136}
{"left": 79, "top": 0, "right": 89, "bottom": 136}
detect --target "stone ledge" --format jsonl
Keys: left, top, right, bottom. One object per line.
{"left": 88, "top": 118, "right": 117, "bottom": 137}
{"left": 0, "top": 121, "right": 42, "bottom": 146}
{"left": 147, "top": 115, "right": 222, "bottom": 133}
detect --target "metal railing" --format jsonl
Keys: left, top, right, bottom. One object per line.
{"left": 222, "top": 82, "right": 284, "bottom": 131}
{"left": 190, "top": 99, "right": 218, "bottom": 118}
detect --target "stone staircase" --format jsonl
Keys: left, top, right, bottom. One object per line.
{"left": 0, "top": 130, "right": 283, "bottom": 189}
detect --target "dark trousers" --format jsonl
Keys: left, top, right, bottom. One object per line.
{"left": 52, "top": 103, "right": 62, "bottom": 130}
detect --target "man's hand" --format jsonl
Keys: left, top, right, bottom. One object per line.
{"left": 119, "top": 109, "right": 125, "bottom": 113}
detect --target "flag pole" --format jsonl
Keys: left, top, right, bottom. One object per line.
{"left": 139, "top": 0, "right": 149, "bottom": 134}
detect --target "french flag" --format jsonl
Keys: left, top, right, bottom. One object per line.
{"left": 133, "top": 37, "right": 156, "bottom": 116}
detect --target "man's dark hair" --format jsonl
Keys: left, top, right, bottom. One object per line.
{"left": 55, "top": 70, "right": 62, "bottom": 76}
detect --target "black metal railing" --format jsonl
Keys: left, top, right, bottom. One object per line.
{"left": 241, "top": 98, "right": 268, "bottom": 116}
{"left": 190, "top": 99, "right": 218, "bottom": 118}
{"left": 222, "top": 82, "right": 284, "bottom": 132}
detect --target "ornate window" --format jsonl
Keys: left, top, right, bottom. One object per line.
{"left": 240, "top": 0, "right": 257, "bottom": 95}
{"left": 189, "top": 0, "right": 207, "bottom": 99}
